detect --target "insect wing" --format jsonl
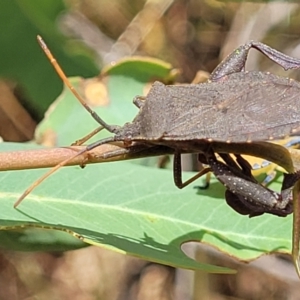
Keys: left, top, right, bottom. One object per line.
{"left": 160, "top": 72, "right": 300, "bottom": 142}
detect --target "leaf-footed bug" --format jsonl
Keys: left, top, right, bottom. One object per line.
{"left": 198, "top": 148, "right": 300, "bottom": 217}
{"left": 14, "top": 38, "right": 300, "bottom": 209}
{"left": 199, "top": 137, "right": 300, "bottom": 193}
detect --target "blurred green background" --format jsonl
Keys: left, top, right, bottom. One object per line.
{"left": 1, "top": 0, "right": 300, "bottom": 125}
{"left": 1, "top": 1, "right": 300, "bottom": 299}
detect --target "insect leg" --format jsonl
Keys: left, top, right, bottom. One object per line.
{"left": 210, "top": 41, "right": 300, "bottom": 81}
{"left": 206, "top": 150, "right": 292, "bottom": 217}
{"left": 14, "top": 136, "right": 117, "bottom": 208}
{"left": 197, "top": 172, "right": 211, "bottom": 190}
{"left": 157, "top": 155, "right": 170, "bottom": 169}
{"left": 218, "top": 153, "right": 241, "bottom": 170}
{"left": 225, "top": 190, "right": 264, "bottom": 217}
{"left": 234, "top": 154, "right": 253, "bottom": 178}
{"left": 206, "top": 151, "right": 266, "bottom": 215}
{"left": 72, "top": 126, "right": 104, "bottom": 146}
{"left": 133, "top": 96, "right": 146, "bottom": 108}
{"left": 279, "top": 170, "right": 300, "bottom": 212}
{"left": 173, "top": 152, "right": 211, "bottom": 189}
{"left": 192, "top": 153, "right": 211, "bottom": 189}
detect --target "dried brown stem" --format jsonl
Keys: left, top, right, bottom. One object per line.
{"left": 0, "top": 140, "right": 297, "bottom": 174}
{"left": 0, "top": 143, "right": 174, "bottom": 171}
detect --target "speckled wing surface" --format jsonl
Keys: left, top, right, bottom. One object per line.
{"left": 135, "top": 72, "right": 300, "bottom": 143}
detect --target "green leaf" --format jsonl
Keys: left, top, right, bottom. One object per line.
{"left": 0, "top": 228, "right": 87, "bottom": 252}
{"left": 0, "top": 144, "right": 291, "bottom": 273}
{"left": 0, "top": 56, "right": 292, "bottom": 274}
{"left": 36, "top": 56, "right": 178, "bottom": 145}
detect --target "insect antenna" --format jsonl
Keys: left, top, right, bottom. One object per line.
{"left": 37, "top": 35, "right": 120, "bottom": 134}
{"left": 14, "top": 136, "right": 116, "bottom": 208}
{"left": 14, "top": 36, "right": 123, "bottom": 207}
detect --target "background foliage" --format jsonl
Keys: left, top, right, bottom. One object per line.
{"left": 1, "top": 0, "right": 300, "bottom": 299}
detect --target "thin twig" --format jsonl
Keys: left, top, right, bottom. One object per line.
{"left": 0, "top": 143, "right": 174, "bottom": 171}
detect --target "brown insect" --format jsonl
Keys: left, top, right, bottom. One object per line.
{"left": 14, "top": 37, "right": 300, "bottom": 208}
